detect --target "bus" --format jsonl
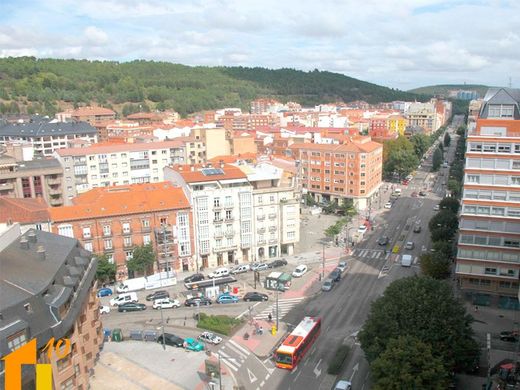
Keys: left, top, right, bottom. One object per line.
{"left": 275, "top": 316, "right": 321, "bottom": 370}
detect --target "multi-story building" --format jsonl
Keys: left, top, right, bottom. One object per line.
{"left": 456, "top": 87, "right": 520, "bottom": 298}
{"left": 250, "top": 98, "right": 283, "bottom": 114}
{"left": 191, "top": 128, "right": 230, "bottom": 160}
{"left": 175, "top": 136, "right": 206, "bottom": 165}
{"left": 49, "top": 182, "right": 193, "bottom": 280}
{"left": 54, "top": 140, "right": 186, "bottom": 203}
{"left": 0, "top": 120, "right": 98, "bottom": 156}
{"left": 239, "top": 163, "right": 300, "bottom": 259}
{"left": 71, "top": 106, "right": 116, "bottom": 124}
{"left": 0, "top": 154, "right": 64, "bottom": 206}
{"left": 0, "top": 197, "right": 51, "bottom": 233}
{"left": 0, "top": 224, "right": 103, "bottom": 389}
{"left": 165, "top": 163, "right": 254, "bottom": 269}
{"left": 388, "top": 114, "right": 408, "bottom": 136}
{"left": 406, "top": 102, "right": 440, "bottom": 134}
{"left": 290, "top": 136, "right": 383, "bottom": 210}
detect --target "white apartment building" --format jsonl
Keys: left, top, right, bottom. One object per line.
{"left": 54, "top": 140, "right": 186, "bottom": 203}
{"left": 165, "top": 163, "right": 253, "bottom": 269}
{"left": 237, "top": 163, "right": 300, "bottom": 259}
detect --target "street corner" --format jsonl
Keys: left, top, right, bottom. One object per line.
{"left": 231, "top": 319, "right": 281, "bottom": 357}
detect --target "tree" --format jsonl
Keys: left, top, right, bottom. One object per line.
{"left": 447, "top": 179, "right": 461, "bottom": 198}
{"left": 127, "top": 244, "right": 156, "bottom": 277}
{"left": 371, "top": 336, "right": 449, "bottom": 390}
{"left": 383, "top": 136, "right": 419, "bottom": 179}
{"left": 410, "top": 133, "right": 430, "bottom": 159}
{"left": 432, "top": 147, "right": 443, "bottom": 171}
{"left": 444, "top": 132, "right": 451, "bottom": 147}
{"left": 358, "top": 277, "right": 479, "bottom": 372}
{"left": 95, "top": 254, "right": 116, "bottom": 283}
{"left": 439, "top": 197, "right": 460, "bottom": 214}
{"left": 429, "top": 210, "right": 458, "bottom": 242}
{"left": 420, "top": 252, "right": 451, "bottom": 279}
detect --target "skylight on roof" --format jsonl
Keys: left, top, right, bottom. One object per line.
{"left": 201, "top": 168, "right": 224, "bottom": 176}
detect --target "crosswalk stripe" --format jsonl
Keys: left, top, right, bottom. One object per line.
{"left": 228, "top": 339, "right": 250, "bottom": 357}
{"left": 226, "top": 343, "right": 248, "bottom": 360}
{"left": 361, "top": 249, "right": 368, "bottom": 257}
{"left": 219, "top": 350, "right": 240, "bottom": 371}
{"left": 371, "top": 251, "right": 379, "bottom": 258}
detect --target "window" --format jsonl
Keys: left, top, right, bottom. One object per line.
{"left": 104, "top": 239, "right": 112, "bottom": 250}
{"left": 143, "top": 235, "right": 151, "bottom": 245}
{"left": 84, "top": 242, "right": 93, "bottom": 252}
{"left": 125, "top": 251, "right": 133, "bottom": 260}
{"left": 287, "top": 231, "right": 296, "bottom": 239}
{"left": 58, "top": 224, "right": 74, "bottom": 238}
{"left": 103, "top": 225, "right": 111, "bottom": 236}
{"left": 214, "top": 198, "right": 221, "bottom": 207}
{"left": 7, "top": 330, "right": 27, "bottom": 352}
{"left": 512, "top": 177, "right": 520, "bottom": 185}
{"left": 467, "top": 175, "right": 479, "bottom": 183}
{"left": 142, "top": 219, "right": 150, "bottom": 228}
{"left": 123, "top": 236, "right": 132, "bottom": 247}
{"left": 226, "top": 210, "right": 232, "bottom": 220}
{"left": 484, "top": 267, "right": 497, "bottom": 275}
{"left": 122, "top": 222, "right": 131, "bottom": 234}
{"left": 82, "top": 227, "right": 91, "bottom": 239}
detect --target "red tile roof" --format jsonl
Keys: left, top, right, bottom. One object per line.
{"left": 0, "top": 197, "right": 50, "bottom": 224}
{"left": 171, "top": 163, "right": 247, "bottom": 183}
{"left": 209, "top": 152, "right": 257, "bottom": 164}
{"left": 49, "top": 182, "right": 189, "bottom": 222}
{"left": 72, "top": 106, "right": 116, "bottom": 117}
{"left": 56, "top": 140, "right": 184, "bottom": 156}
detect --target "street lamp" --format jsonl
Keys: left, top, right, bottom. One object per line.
{"left": 158, "top": 306, "right": 166, "bottom": 350}
{"left": 206, "top": 350, "right": 238, "bottom": 390}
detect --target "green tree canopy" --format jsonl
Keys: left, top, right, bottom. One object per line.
{"left": 439, "top": 197, "right": 460, "bottom": 214}
{"left": 410, "top": 133, "right": 430, "bottom": 159}
{"left": 444, "top": 132, "right": 451, "bottom": 147}
{"left": 359, "top": 277, "right": 479, "bottom": 372}
{"left": 95, "top": 254, "right": 116, "bottom": 283}
{"left": 127, "top": 244, "right": 156, "bottom": 276}
{"left": 420, "top": 252, "right": 451, "bottom": 279}
{"left": 383, "top": 136, "right": 419, "bottom": 179}
{"left": 429, "top": 210, "right": 458, "bottom": 242}
{"left": 371, "top": 335, "right": 449, "bottom": 390}
{"left": 432, "top": 147, "right": 443, "bottom": 171}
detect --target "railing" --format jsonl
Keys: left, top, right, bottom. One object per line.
{"left": 269, "top": 239, "right": 278, "bottom": 244}
{"left": 213, "top": 244, "right": 237, "bottom": 252}
{"left": 268, "top": 213, "right": 277, "bottom": 219}
{"left": 122, "top": 229, "right": 132, "bottom": 235}
{"left": 257, "top": 228, "right": 266, "bottom": 233}
{"left": 214, "top": 231, "right": 224, "bottom": 238}
{"left": 257, "top": 240, "right": 266, "bottom": 245}
{"left": 257, "top": 215, "right": 265, "bottom": 221}
{"left": 268, "top": 226, "right": 277, "bottom": 232}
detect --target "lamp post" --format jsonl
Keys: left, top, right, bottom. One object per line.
{"left": 159, "top": 306, "right": 166, "bottom": 350}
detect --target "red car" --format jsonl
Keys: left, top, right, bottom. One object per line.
{"left": 402, "top": 180, "right": 409, "bottom": 185}
{"left": 411, "top": 191, "right": 418, "bottom": 197}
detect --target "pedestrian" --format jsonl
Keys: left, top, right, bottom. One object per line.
{"left": 268, "top": 313, "right": 272, "bottom": 322}
{"left": 474, "top": 305, "right": 479, "bottom": 312}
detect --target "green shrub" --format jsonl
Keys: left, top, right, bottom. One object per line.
{"left": 327, "top": 344, "right": 350, "bottom": 375}
{"left": 197, "top": 313, "right": 243, "bottom": 336}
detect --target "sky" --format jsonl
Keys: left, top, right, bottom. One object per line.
{"left": 0, "top": 0, "right": 519, "bottom": 91}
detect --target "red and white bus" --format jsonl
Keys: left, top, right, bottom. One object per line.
{"left": 275, "top": 316, "right": 321, "bottom": 370}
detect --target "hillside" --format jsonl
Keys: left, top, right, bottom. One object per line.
{"left": 0, "top": 57, "right": 426, "bottom": 117}
{"left": 409, "top": 84, "right": 490, "bottom": 98}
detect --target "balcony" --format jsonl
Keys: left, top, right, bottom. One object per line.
{"left": 225, "top": 216, "right": 234, "bottom": 222}
{"left": 223, "top": 203, "right": 233, "bottom": 209}
{"left": 257, "top": 240, "right": 266, "bottom": 245}
{"left": 122, "top": 229, "right": 132, "bottom": 235}
{"left": 48, "top": 187, "right": 62, "bottom": 195}
{"left": 213, "top": 204, "right": 222, "bottom": 210}
{"left": 103, "top": 231, "right": 112, "bottom": 237}
{"left": 225, "top": 230, "right": 235, "bottom": 238}
{"left": 268, "top": 226, "right": 277, "bottom": 232}
{"left": 214, "top": 231, "right": 224, "bottom": 238}
{"left": 123, "top": 241, "right": 133, "bottom": 248}
{"left": 213, "top": 218, "right": 224, "bottom": 223}
{"left": 257, "top": 215, "right": 265, "bottom": 221}
{"left": 257, "top": 227, "right": 266, "bottom": 234}
{"left": 49, "top": 197, "right": 63, "bottom": 206}
{"left": 241, "top": 242, "right": 251, "bottom": 249}
{"left": 0, "top": 182, "right": 14, "bottom": 191}
{"left": 83, "top": 233, "right": 92, "bottom": 239}
{"left": 268, "top": 213, "right": 277, "bottom": 220}
{"left": 46, "top": 177, "right": 62, "bottom": 185}
{"left": 213, "top": 244, "right": 237, "bottom": 253}
{"left": 269, "top": 239, "right": 278, "bottom": 245}
{"left": 141, "top": 226, "right": 151, "bottom": 233}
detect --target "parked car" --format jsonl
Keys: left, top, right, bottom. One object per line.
{"left": 118, "top": 302, "right": 146, "bottom": 312}
{"left": 184, "top": 273, "right": 205, "bottom": 283}
{"left": 153, "top": 298, "right": 181, "bottom": 309}
{"left": 500, "top": 331, "right": 519, "bottom": 342}
{"left": 251, "top": 262, "right": 269, "bottom": 272}
{"left": 243, "top": 292, "right": 269, "bottom": 302}
{"left": 322, "top": 278, "right": 334, "bottom": 292}
{"left": 401, "top": 179, "right": 409, "bottom": 185}
{"left": 404, "top": 241, "right": 415, "bottom": 250}
{"left": 208, "top": 268, "right": 230, "bottom": 278}
{"left": 413, "top": 224, "right": 422, "bottom": 233}
{"left": 329, "top": 268, "right": 341, "bottom": 282}
{"left": 384, "top": 201, "right": 392, "bottom": 209}
{"left": 292, "top": 264, "right": 308, "bottom": 278}
{"left": 269, "top": 259, "right": 288, "bottom": 268}
{"left": 411, "top": 191, "right": 418, "bottom": 197}
{"left": 184, "top": 337, "right": 205, "bottom": 352}
{"left": 433, "top": 204, "right": 440, "bottom": 211}
{"left": 110, "top": 292, "right": 138, "bottom": 306}
{"left": 198, "top": 332, "right": 222, "bottom": 345}
{"left": 337, "top": 261, "right": 347, "bottom": 273}
{"left": 184, "top": 296, "right": 212, "bottom": 307}
{"left": 157, "top": 333, "right": 184, "bottom": 347}
{"left": 377, "top": 236, "right": 389, "bottom": 246}
{"left": 97, "top": 287, "right": 113, "bottom": 297}
{"left": 334, "top": 380, "right": 352, "bottom": 390}
{"left": 419, "top": 191, "right": 427, "bottom": 197}
{"left": 99, "top": 305, "right": 110, "bottom": 314}
{"left": 357, "top": 225, "right": 368, "bottom": 234}
{"left": 231, "top": 264, "right": 250, "bottom": 274}
{"left": 146, "top": 290, "right": 169, "bottom": 301}
{"left": 216, "top": 294, "right": 239, "bottom": 304}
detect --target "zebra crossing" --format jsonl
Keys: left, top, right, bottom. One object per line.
{"left": 219, "top": 339, "right": 251, "bottom": 372}
{"left": 254, "top": 297, "right": 305, "bottom": 320}
{"left": 352, "top": 248, "right": 391, "bottom": 260}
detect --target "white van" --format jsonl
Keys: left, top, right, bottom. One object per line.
{"left": 401, "top": 254, "right": 413, "bottom": 267}
{"left": 109, "top": 292, "right": 138, "bottom": 306}
{"left": 392, "top": 188, "right": 402, "bottom": 197}
{"left": 231, "top": 264, "right": 250, "bottom": 274}
{"left": 208, "top": 267, "right": 230, "bottom": 278}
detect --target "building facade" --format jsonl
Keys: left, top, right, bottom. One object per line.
{"left": 71, "top": 106, "right": 116, "bottom": 124}
{"left": 456, "top": 88, "right": 520, "bottom": 298}
{"left": 54, "top": 140, "right": 186, "bottom": 203}
{"left": 0, "top": 155, "right": 64, "bottom": 206}
{"left": 49, "top": 182, "right": 194, "bottom": 280}
{"left": 0, "top": 225, "right": 103, "bottom": 390}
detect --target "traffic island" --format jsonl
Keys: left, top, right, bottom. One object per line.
{"left": 196, "top": 313, "right": 243, "bottom": 336}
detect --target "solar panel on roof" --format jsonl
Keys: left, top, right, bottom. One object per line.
{"left": 201, "top": 168, "right": 224, "bottom": 176}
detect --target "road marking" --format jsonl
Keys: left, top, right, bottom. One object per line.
{"left": 260, "top": 380, "right": 265, "bottom": 387}
{"left": 385, "top": 253, "right": 390, "bottom": 260}
{"left": 313, "top": 359, "right": 322, "bottom": 377}
{"left": 294, "top": 370, "right": 302, "bottom": 380}
{"left": 360, "top": 249, "right": 368, "bottom": 257}
{"left": 228, "top": 339, "right": 250, "bottom": 356}
{"left": 227, "top": 342, "right": 249, "bottom": 360}
{"left": 350, "top": 363, "right": 359, "bottom": 381}
{"left": 371, "top": 251, "right": 379, "bottom": 258}
{"left": 236, "top": 302, "right": 261, "bottom": 319}
{"left": 219, "top": 351, "right": 239, "bottom": 371}
{"left": 248, "top": 368, "right": 258, "bottom": 384}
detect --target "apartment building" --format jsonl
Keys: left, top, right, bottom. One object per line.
{"left": 290, "top": 137, "right": 383, "bottom": 210}
{"left": 49, "top": 182, "right": 193, "bottom": 279}
{"left": 0, "top": 120, "right": 98, "bottom": 156}
{"left": 175, "top": 136, "right": 206, "bottom": 165}
{"left": 456, "top": 87, "right": 520, "bottom": 299}
{"left": 191, "top": 128, "right": 230, "bottom": 160}
{"left": 71, "top": 106, "right": 116, "bottom": 124}
{"left": 0, "top": 154, "right": 64, "bottom": 206}
{"left": 165, "top": 163, "right": 254, "bottom": 269}
{"left": 54, "top": 140, "right": 186, "bottom": 203}
{"left": 0, "top": 225, "right": 103, "bottom": 389}
{"left": 238, "top": 163, "right": 300, "bottom": 259}
{"left": 0, "top": 197, "right": 51, "bottom": 233}
{"left": 250, "top": 98, "right": 283, "bottom": 114}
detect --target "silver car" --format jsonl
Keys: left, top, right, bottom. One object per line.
{"left": 322, "top": 278, "right": 334, "bottom": 292}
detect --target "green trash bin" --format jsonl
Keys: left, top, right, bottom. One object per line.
{"left": 112, "top": 328, "right": 123, "bottom": 342}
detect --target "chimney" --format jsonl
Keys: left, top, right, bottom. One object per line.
{"left": 20, "top": 237, "right": 29, "bottom": 250}
{"left": 36, "top": 245, "right": 46, "bottom": 261}
{"left": 27, "top": 231, "right": 37, "bottom": 243}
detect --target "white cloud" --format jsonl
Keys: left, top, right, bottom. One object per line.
{"left": 84, "top": 26, "right": 108, "bottom": 45}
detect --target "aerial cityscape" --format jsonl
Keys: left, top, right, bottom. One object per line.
{"left": 0, "top": 1, "right": 519, "bottom": 390}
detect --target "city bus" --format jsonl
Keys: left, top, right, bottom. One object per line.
{"left": 275, "top": 316, "right": 321, "bottom": 370}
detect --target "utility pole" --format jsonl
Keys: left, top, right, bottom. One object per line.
{"left": 322, "top": 242, "right": 325, "bottom": 278}
{"left": 276, "top": 282, "right": 280, "bottom": 332}
{"left": 159, "top": 306, "right": 166, "bottom": 350}
{"left": 163, "top": 226, "right": 170, "bottom": 279}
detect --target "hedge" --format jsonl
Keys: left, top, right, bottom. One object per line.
{"left": 196, "top": 313, "right": 243, "bottom": 336}
{"left": 327, "top": 344, "right": 350, "bottom": 375}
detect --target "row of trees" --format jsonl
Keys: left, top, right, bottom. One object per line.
{"left": 359, "top": 277, "right": 480, "bottom": 389}
{"left": 0, "top": 57, "right": 428, "bottom": 117}
{"left": 96, "top": 244, "right": 156, "bottom": 283}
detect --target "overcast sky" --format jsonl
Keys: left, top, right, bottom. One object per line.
{"left": 1, "top": 0, "right": 519, "bottom": 90}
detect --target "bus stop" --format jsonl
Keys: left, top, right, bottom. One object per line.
{"left": 265, "top": 272, "right": 292, "bottom": 291}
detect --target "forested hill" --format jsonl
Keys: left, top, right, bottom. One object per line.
{"left": 0, "top": 57, "right": 426, "bottom": 117}
{"left": 409, "top": 84, "right": 490, "bottom": 98}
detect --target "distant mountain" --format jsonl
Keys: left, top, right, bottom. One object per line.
{"left": 409, "top": 84, "right": 490, "bottom": 98}
{"left": 0, "top": 57, "right": 427, "bottom": 117}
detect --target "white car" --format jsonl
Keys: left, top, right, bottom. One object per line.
{"left": 153, "top": 298, "right": 181, "bottom": 309}
{"left": 99, "top": 305, "right": 110, "bottom": 314}
{"left": 334, "top": 380, "right": 352, "bottom": 390}
{"left": 292, "top": 264, "right": 308, "bottom": 278}
{"left": 198, "top": 331, "right": 223, "bottom": 345}
{"left": 251, "top": 262, "right": 269, "bottom": 272}
{"left": 384, "top": 202, "right": 392, "bottom": 209}
{"left": 231, "top": 264, "right": 250, "bottom": 274}
{"left": 208, "top": 267, "right": 230, "bottom": 278}
{"left": 433, "top": 204, "right": 440, "bottom": 211}
{"left": 337, "top": 261, "right": 347, "bottom": 273}
{"left": 357, "top": 225, "right": 368, "bottom": 234}
{"left": 404, "top": 241, "right": 415, "bottom": 250}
